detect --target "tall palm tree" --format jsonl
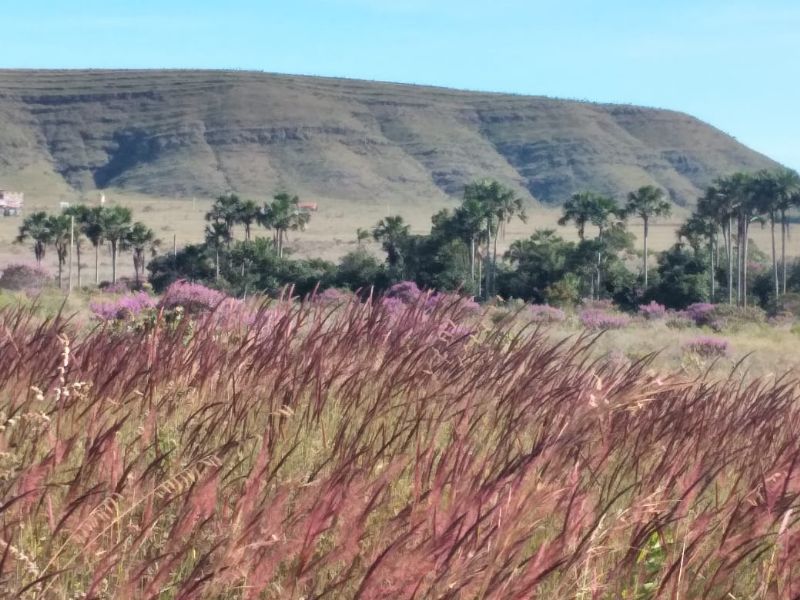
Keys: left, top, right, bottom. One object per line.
{"left": 16, "top": 211, "right": 52, "bottom": 266}
{"left": 464, "top": 179, "right": 526, "bottom": 298}
{"left": 205, "top": 221, "right": 231, "bottom": 281}
{"left": 679, "top": 213, "right": 719, "bottom": 299}
{"left": 372, "top": 215, "right": 410, "bottom": 272}
{"left": 772, "top": 168, "right": 800, "bottom": 295}
{"left": 625, "top": 185, "right": 672, "bottom": 286}
{"left": 356, "top": 228, "right": 370, "bottom": 246}
{"left": 456, "top": 195, "right": 489, "bottom": 289}
{"left": 100, "top": 205, "right": 133, "bottom": 284}
{"left": 125, "top": 222, "right": 161, "bottom": 286}
{"left": 697, "top": 184, "right": 735, "bottom": 304}
{"left": 206, "top": 193, "right": 242, "bottom": 244}
{"left": 47, "top": 214, "right": 72, "bottom": 289}
{"left": 262, "top": 193, "right": 310, "bottom": 259}
{"left": 558, "top": 192, "right": 597, "bottom": 241}
{"left": 237, "top": 198, "right": 261, "bottom": 242}
{"left": 77, "top": 205, "right": 107, "bottom": 286}
{"left": 726, "top": 173, "right": 761, "bottom": 307}
{"left": 588, "top": 195, "right": 625, "bottom": 297}
{"left": 62, "top": 204, "right": 91, "bottom": 287}
{"left": 751, "top": 170, "right": 783, "bottom": 299}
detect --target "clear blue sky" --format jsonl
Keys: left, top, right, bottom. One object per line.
{"left": 3, "top": 0, "right": 798, "bottom": 170}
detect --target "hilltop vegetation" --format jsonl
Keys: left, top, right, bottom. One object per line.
{"left": 0, "top": 70, "right": 780, "bottom": 205}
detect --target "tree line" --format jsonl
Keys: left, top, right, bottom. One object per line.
{"left": 15, "top": 167, "right": 800, "bottom": 312}
{"left": 16, "top": 205, "right": 159, "bottom": 288}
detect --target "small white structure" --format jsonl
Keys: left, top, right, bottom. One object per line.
{"left": 0, "top": 190, "right": 23, "bottom": 216}
{"left": 59, "top": 201, "right": 71, "bottom": 210}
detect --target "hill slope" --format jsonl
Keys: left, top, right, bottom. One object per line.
{"left": 0, "top": 70, "right": 780, "bottom": 205}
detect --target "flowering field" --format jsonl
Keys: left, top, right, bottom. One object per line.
{"left": 1, "top": 291, "right": 800, "bottom": 598}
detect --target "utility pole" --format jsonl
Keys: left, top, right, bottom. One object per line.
{"left": 68, "top": 215, "right": 74, "bottom": 294}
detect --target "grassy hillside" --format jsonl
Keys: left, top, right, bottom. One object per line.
{"left": 0, "top": 69, "right": 780, "bottom": 206}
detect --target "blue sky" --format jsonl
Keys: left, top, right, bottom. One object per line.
{"left": 3, "top": 0, "right": 799, "bottom": 169}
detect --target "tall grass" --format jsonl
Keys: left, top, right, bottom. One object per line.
{"left": 0, "top": 292, "right": 799, "bottom": 598}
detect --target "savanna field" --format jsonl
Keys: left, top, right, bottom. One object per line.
{"left": 1, "top": 281, "right": 800, "bottom": 599}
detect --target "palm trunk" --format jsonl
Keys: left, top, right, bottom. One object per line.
{"left": 736, "top": 216, "right": 743, "bottom": 306}
{"left": 781, "top": 210, "right": 788, "bottom": 295}
{"left": 477, "top": 253, "right": 482, "bottom": 298}
{"left": 57, "top": 260, "right": 63, "bottom": 290}
{"left": 95, "top": 244, "right": 100, "bottom": 286}
{"left": 710, "top": 237, "right": 715, "bottom": 300}
{"left": 726, "top": 217, "right": 733, "bottom": 304}
{"left": 771, "top": 211, "right": 778, "bottom": 299}
{"left": 492, "top": 230, "right": 499, "bottom": 299}
{"left": 742, "top": 221, "right": 750, "bottom": 308}
{"left": 470, "top": 236, "right": 475, "bottom": 285}
{"left": 111, "top": 241, "right": 117, "bottom": 284}
{"left": 76, "top": 244, "right": 82, "bottom": 288}
{"left": 215, "top": 248, "right": 220, "bottom": 281}
{"left": 643, "top": 218, "right": 649, "bottom": 287}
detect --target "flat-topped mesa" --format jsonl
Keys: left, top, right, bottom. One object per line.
{"left": 0, "top": 69, "right": 780, "bottom": 205}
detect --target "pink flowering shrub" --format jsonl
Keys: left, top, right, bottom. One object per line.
{"left": 683, "top": 336, "right": 730, "bottom": 357}
{"left": 579, "top": 309, "right": 630, "bottom": 330}
{"left": 686, "top": 303, "right": 716, "bottom": 326}
{"left": 528, "top": 304, "right": 566, "bottom": 324}
{"left": 665, "top": 310, "right": 694, "bottom": 329}
{"left": 0, "top": 263, "right": 52, "bottom": 291}
{"left": 89, "top": 292, "right": 156, "bottom": 321}
{"left": 385, "top": 281, "right": 423, "bottom": 305}
{"left": 580, "top": 298, "right": 616, "bottom": 311}
{"left": 424, "top": 292, "right": 481, "bottom": 316}
{"left": 638, "top": 301, "right": 667, "bottom": 320}
{"left": 314, "top": 287, "right": 354, "bottom": 305}
{"left": 159, "top": 281, "right": 227, "bottom": 314}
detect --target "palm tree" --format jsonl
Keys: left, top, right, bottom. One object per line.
{"left": 772, "top": 168, "right": 800, "bottom": 295}
{"left": 47, "top": 214, "right": 72, "bottom": 289}
{"left": 455, "top": 195, "right": 488, "bottom": 290}
{"left": 205, "top": 221, "right": 231, "bottom": 281}
{"left": 100, "top": 205, "right": 133, "bottom": 284}
{"left": 263, "top": 193, "right": 310, "bottom": 259}
{"left": 16, "top": 211, "right": 51, "bottom": 266}
{"left": 372, "top": 215, "right": 410, "bottom": 271}
{"left": 237, "top": 198, "right": 260, "bottom": 242}
{"left": 125, "top": 222, "right": 160, "bottom": 286}
{"left": 464, "top": 179, "right": 526, "bottom": 298}
{"left": 697, "top": 185, "right": 734, "bottom": 303}
{"left": 588, "top": 195, "right": 625, "bottom": 297}
{"left": 356, "top": 228, "right": 371, "bottom": 246}
{"left": 76, "top": 205, "right": 107, "bottom": 286}
{"left": 625, "top": 185, "right": 671, "bottom": 286}
{"left": 558, "top": 192, "right": 596, "bottom": 241}
{"left": 751, "top": 171, "right": 782, "bottom": 299}
{"left": 679, "top": 213, "right": 719, "bottom": 299}
{"left": 206, "top": 193, "right": 241, "bottom": 244}
{"left": 725, "top": 173, "right": 760, "bottom": 307}
{"left": 62, "top": 204, "right": 91, "bottom": 287}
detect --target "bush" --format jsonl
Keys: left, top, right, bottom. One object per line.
{"left": 160, "top": 280, "right": 228, "bottom": 314}
{"left": 638, "top": 301, "right": 667, "bottom": 321}
{"left": 385, "top": 280, "right": 423, "bottom": 305}
{"left": 685, "top": 303, "right": 716, "bottom": 326}
{"left": 665, "top": 310, "right": 694, "bottom": 330}
{"left": 683, "top": 336, "right": 730, "bottom": 357}
{"left": 89, "top": 292, "right": 156, "bottom": 321}
{"left": 707, "top": 304, "right": 766, "bottom": 331}
{"left": 579, "top": 309, "right": 630, "bottom": 330}
{"left": 528, "top": 304, "right": 567, "bottom": 324}
{"left": 0, "top": 263, "right": 52, "bottom": 291}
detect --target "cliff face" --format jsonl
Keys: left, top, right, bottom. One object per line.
{"left": 0, "top": 70, "right": 780, "bottom": 205}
